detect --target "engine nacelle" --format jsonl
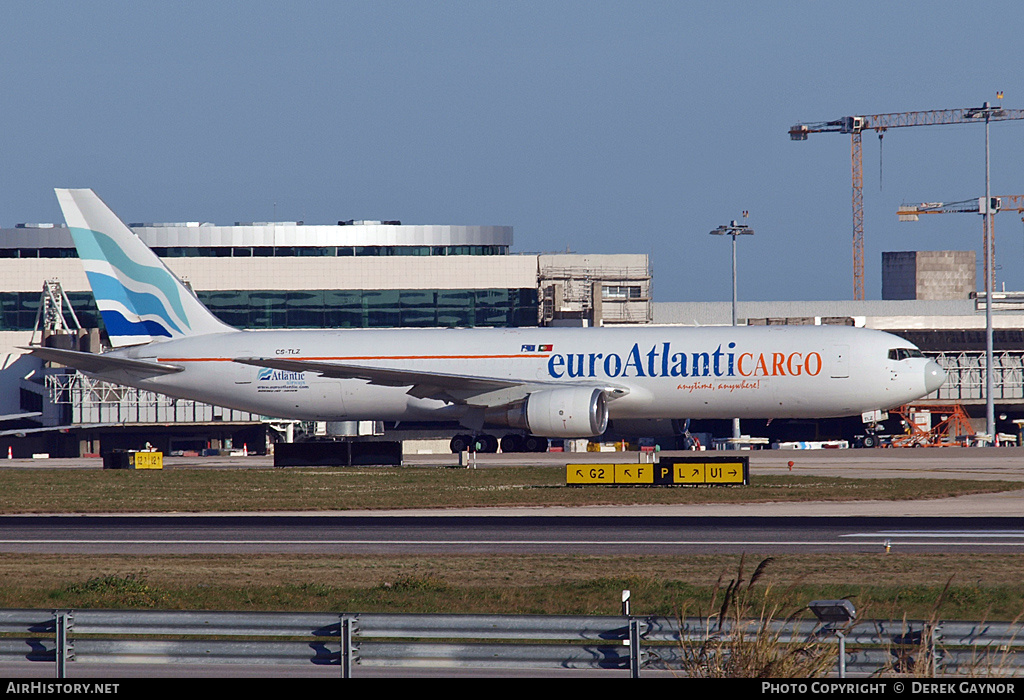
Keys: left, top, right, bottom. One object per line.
{"left": 500, "top": 387, "right": 609, "bottom": 438}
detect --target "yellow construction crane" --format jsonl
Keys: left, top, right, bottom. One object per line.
{"left": 789, "top": 103, "right": 1024, "bottom": 300}
{"left": 897, "top": 195, "right": 1024, "bottom": 295}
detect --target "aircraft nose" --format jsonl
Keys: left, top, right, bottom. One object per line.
{"left": 924, "top": 360, "right": 946, "bottom": 394}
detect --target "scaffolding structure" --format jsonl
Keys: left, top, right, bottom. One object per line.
{"left": 889, "top": 403, "right": 976, "bottom": 448}
{"left": 44, "top": 371, "right": 265, "bottom": 426}
{"left": 926, "top": 350, "right": 1024, "bottom": 403}
{"left": 539, "top": 263, "right": 652, "bottom": 326}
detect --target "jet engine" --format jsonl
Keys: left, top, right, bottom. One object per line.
{"left": 486, "top": 387, "right": 609, "bottom": 438}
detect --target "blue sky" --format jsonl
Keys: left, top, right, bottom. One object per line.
{"left": 3, "top": 1, "right": 1024, "bottom": 302}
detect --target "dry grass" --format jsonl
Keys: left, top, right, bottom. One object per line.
{"left": 676, "top": 556, "right": 839, "bottom": 677}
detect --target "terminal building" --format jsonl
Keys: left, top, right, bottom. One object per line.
{"left": 0, "top": 209, "right": 1019, "bottom": 454}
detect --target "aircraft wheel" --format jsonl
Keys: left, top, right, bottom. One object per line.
{"left": 861, "top": 434, "right": 877, "bottom": 449}
{"left": 474, "top": 434, "right": 499, "bottom": 453}
{"left": 450, "top": 434, "right": 474, "bottom": 453}
{"left": 524, "top": 435, "right": 548, "bottom": 452}
{"left": 500, "top": 434, "right": 524, "bottom": 453}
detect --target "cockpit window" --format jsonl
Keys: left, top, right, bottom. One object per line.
{"left": 888, "top": 348, "right": 923, "bottom": 361}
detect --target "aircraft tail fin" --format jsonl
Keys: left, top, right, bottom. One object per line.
{"left": 55, "top": 189, "right": 234, "bottom": 347}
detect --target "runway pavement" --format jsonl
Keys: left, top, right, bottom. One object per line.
{"left": 2, "top": 513, "right": 1023, "bottom": 554}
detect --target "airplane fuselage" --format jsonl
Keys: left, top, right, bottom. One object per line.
{"left": 107, "top": 324, "right": 943, "bottom": 424}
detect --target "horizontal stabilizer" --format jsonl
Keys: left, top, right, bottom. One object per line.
{"left": 23, "top": 346, "right": 184, "bottom": 377}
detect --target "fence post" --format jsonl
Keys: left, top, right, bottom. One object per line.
{"left": 629, "top": 618, "right": 641, "bottom": 678}
{"left": 341, "top": 615, "right": 354, "bottom": 678}
{"left": 55, "top": 610, "right": 73, "bottom": 679}
{"left": 837, "top": 630, "right": 847, "bottom": 678}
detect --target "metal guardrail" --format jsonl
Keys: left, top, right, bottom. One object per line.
{"left": 1, "top": 610, "right": 1023, "bottom": 678}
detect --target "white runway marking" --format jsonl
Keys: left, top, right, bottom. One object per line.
{"left": 843, "top": 531, "right": 1024, "bottom": 539}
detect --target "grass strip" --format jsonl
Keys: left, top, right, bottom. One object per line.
{"left": 1, "top": 553, "right": 1022, "bottom": 621}
{"left": 0, "top": 467, "right": 1017, "bottom": 513}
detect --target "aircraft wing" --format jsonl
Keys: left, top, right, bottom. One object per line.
{"left": 233, "top": 356, "right": 629, "bottom": 405}
{"left": 22, "top": 347, "right": 184, "bottom": 377}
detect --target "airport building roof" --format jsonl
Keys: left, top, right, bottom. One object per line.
{"left": 0, "top": 221, "right": 513, "bottom": 250}
{"left": 653, "top": 299, "right": 1024, "bottom": 329}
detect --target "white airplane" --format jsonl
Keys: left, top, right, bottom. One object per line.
{"left": 27, "top": 189, "right": 946, "bottom": 452}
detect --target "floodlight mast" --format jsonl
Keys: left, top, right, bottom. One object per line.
{"left": 710, "top": 219, "right": 754, "bottom": 440}
{"left": 709, "top": 220, "right": 755, "bottom": 327}
{"left": 965, "top": 101, "right": 1003, "bottom": 442}
{"left": 898, "top": 104, "right": 1007, "bottom": 442}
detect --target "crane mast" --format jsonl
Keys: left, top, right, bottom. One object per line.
{"left": 790, "top": 104, "right": 1024, "bottom": 300}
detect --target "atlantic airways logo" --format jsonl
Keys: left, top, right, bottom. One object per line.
{"left": 258, "top": 368, "right": 306, "bottom": 382}
{"left": 256, "top": 367, "right": 309, "bottom": 394}
{"left": 545, "top": 342, "right": 823, "bottom": 379}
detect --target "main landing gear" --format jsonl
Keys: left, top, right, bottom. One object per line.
{"left": 449, "top": 433, "right": 548, "bottom": 454}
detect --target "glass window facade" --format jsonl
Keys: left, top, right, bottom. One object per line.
{"left": 0, "top": 288, "right": 538, "bottom": 332}
{"left": 0, "top": 292, "right": 103, "bottom": 330}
